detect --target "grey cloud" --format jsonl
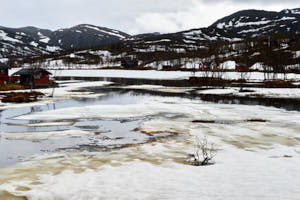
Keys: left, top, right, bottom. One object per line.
{"left": 0, "top": 0, "right": 299, "bottom": 34}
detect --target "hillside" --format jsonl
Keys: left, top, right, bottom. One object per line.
{"left": 1, "top": 8, "right": 300, "bottom": 64}
{"left": 128, "top": 8, "right": 300, "bottom": 51}
{"left": 0, "top": 24, "right": 130, "bottom": 58}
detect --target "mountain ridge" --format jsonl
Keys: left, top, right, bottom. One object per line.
{"left": 1, "top": 8, "right": 300, "bottom": 59}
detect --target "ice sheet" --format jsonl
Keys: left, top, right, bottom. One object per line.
{"left": 0, "top": 130, "right": 95, "bottom": 141}
{"left": 1, "top": 88, "right": 300, "bottom": 200}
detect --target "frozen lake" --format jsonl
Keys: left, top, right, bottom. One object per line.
{"left": 0, "top": 91, "right": 175, "bottom": 168}
{"left": 0, "top": 80, "right": 300, "bottom": 200}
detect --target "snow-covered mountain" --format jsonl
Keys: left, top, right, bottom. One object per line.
{"left": 50, "top": 24, "right": 130, "bottom": 50}
{"left": 129, "top": 8, "right": 300, "bottom": 50}
{"left": 210, "top": 9, "right": 300, "bottom": 38}
{"left": 281, "top": 8, "right": 300, "bottom": 15}
{"left": 0, "top": 24, "right": 130, "bottom": 58}
{"left": 0, "top": 26, "right": 61, "bottom": 58}
{"left": 1, "top": 8, "right": 300, "bottom": 59}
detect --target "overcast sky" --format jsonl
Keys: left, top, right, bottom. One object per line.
{"left": 0, "top": 0, "right": 299, "bottom": 34}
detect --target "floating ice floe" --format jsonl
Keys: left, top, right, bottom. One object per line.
{"left": 196, "top": 87, "right": 300, "bottom": 99}
{"left": 125, "top": 84, "right": 196, "bottom": 93}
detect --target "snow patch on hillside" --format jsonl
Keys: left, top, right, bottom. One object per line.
{"left": 0, "top": 30, "right": 23, "bottom": 43}
{"left": 46, "top": 46, "right": 61, "bottom": 52}
{"left": 38, "top": 32, "right": 50, "bottom": 43}
{"left": 145, "top": 39, "right": 171, "bottom": 43}
{"left": 30, "top": 41, "right": 38, "bottom": 47}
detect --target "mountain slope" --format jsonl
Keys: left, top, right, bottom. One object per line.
{"left": 179, "top": 8, "right": 300, "bottom": 44}
{"left": 50, "top": 24, "right": 130, "bottom": 50}
{"left": 1, "top": 8, "right": 300, "bottom": 59}
{"left": 210, "top": 9, "right": 300, "bottom": 38}
{"left": 0, "top": 24, "right": 130, "bottom": 58}
{"left": 129, "top": 8, "right": 300, "bottom": 50}
{"left": 0, "top": 26, "right": 61, "bottom": 58}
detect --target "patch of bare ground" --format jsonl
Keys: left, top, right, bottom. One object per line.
{"left": 192, "top": 119, "right": 268, "bottom": 124}
{"left": 0, "top": 91, "right": 44, "bottom": 103}
{"left": 263, "top": 80, "right": 295, "bottom": 88}
{"left": 140, "top": 130, "right": 180, "bottom": 136}
{"left": 188, "top": 77, "right": 230, "bottom": 87}
{"left": 0, "top": 83, "right": 24, "bottom": 91}
{"left": 246, "top": 119, "right": 268, "bottom": 122}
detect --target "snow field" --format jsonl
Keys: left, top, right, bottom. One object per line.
{"left": 0, "top": 81, "right": 300, "bottom": 199}
{"left": 45, "top": 70, "right": 300, "bottom": 82}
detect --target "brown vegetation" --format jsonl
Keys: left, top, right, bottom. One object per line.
{"left": 192, "top": 120, "right": 216, "bottom": 123}
{"left": 189, "top": 77, "right": 229, "bottom": 87}
{"left": 263, "top": 80, "right": 294, "bottom": 88}
{"left": 0, "top": 83, "right": 24, "bottom": 91}
{"left": 1, "top": 91, "right": 44, "bottom": 103}
{"left": 246, "top": 119, "right": 268, "bottom": 122}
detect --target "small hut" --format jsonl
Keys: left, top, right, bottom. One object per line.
{"left": 12, "top": 68, "right": 52, "bottom": 86}
{"left": 0, "top": 62, "right": 10, "bottom": 84}
{"left": 236, "top": 63, "right": 248, "bottom": 71}
{"left": 199, "top": 61, "right": 217, "bottom": 70}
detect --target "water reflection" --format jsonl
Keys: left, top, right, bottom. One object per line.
{"left": 0, "top": 91, "right": 169, "bottom": 168}
{"left": 1, "top": 80, "right": 299, "bottom": 168}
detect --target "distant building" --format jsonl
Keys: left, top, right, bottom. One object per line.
{"left": 199, "top": 61, "right": 217, "bottom": 70}
{"left": 236, "top": 63, "right": 248, "bottom": 71}
{"left": 0, "top": 62, "right": 10, "bottom": 84}
{"left": 287, "top": 64, "right": 300, "bottom": 73}
{"left": 121, "top": 57, "right": 139, "bottom": 68}
{"left": 161, "top": 65, "right": 173, "bottom": 70}
{"left": 12, "top": 68, "right": 52, "bottom": 86}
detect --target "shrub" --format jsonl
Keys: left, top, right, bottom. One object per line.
{"left": 187, "top": 137, "right": 217, "bottom": 166}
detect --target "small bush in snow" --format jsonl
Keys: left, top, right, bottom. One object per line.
{"left": 187, "top": 137, "right": 217, "bottom": 166}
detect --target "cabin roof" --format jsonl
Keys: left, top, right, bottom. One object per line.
{"left": 0, "top": 62, "right": 9, "bottom": 70}
{"left": 12, "top": 68, "right": 52, "bottom": 76}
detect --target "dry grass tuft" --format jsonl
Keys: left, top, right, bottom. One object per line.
{"left": 0, "top": 83, "right": 24, "bottom": 91}
{"left": 1, "top": 91, "right": 44, "bottom": 103}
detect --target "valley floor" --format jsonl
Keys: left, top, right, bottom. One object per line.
{"left": 0, "top": 72, "right": 300, "bottom": 200}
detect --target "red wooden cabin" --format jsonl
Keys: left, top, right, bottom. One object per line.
{"left": 236, "top": 63, "right": 248, "bottom": 71}
{"left": 0, "top": 62, "right": 10, "bottom": 84}
{"left": 12, "top": 68, "right": 52, "bottom": 87}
